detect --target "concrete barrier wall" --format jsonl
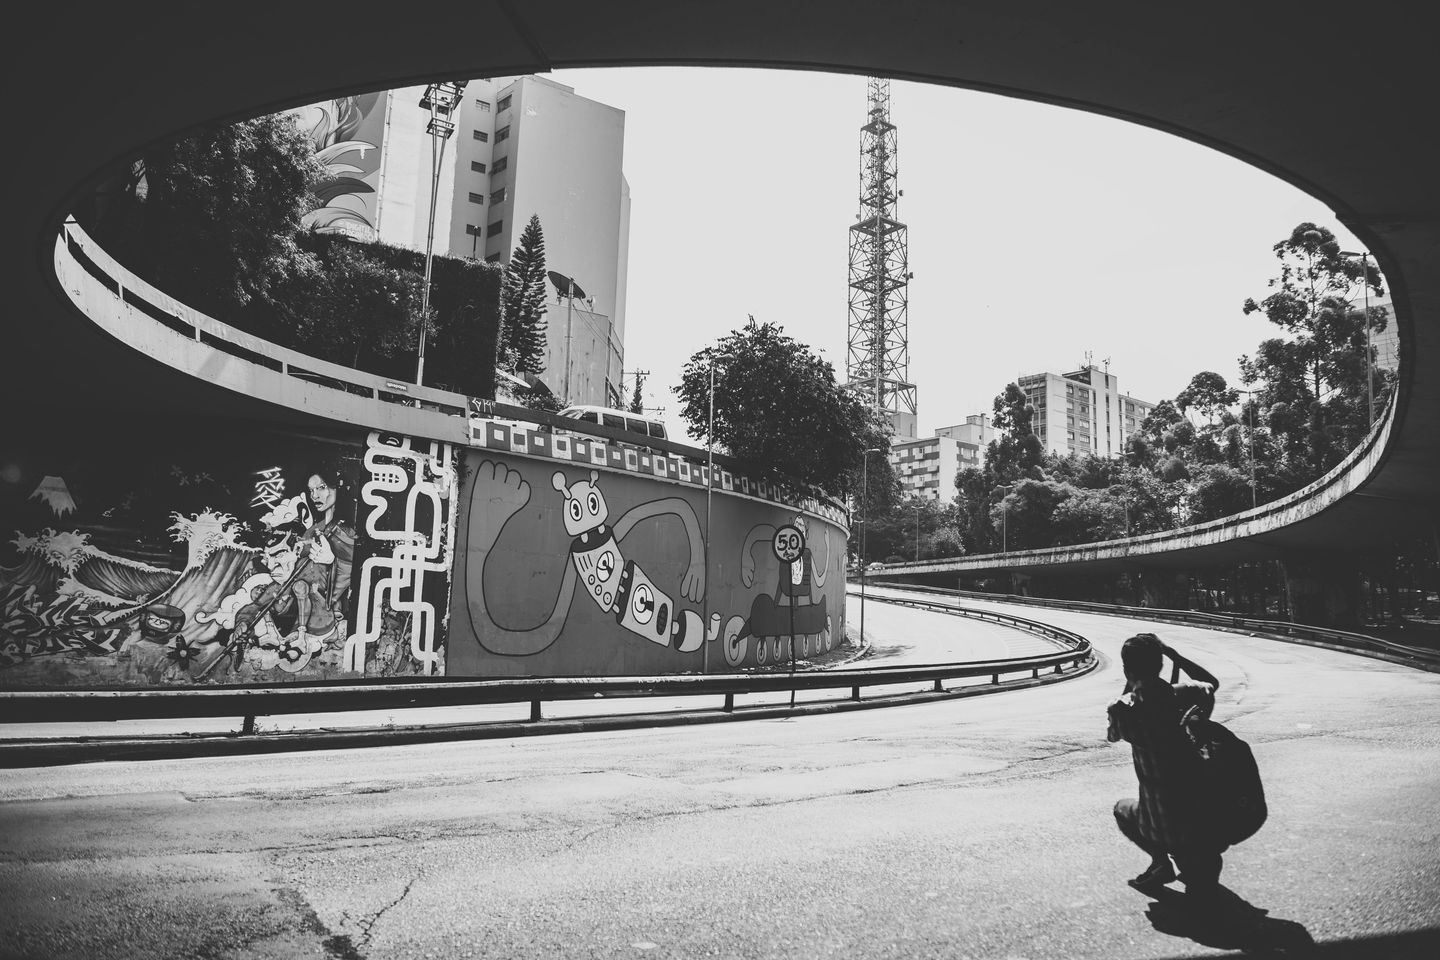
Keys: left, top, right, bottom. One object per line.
{"left": 0, "top": 419, "right": 459, "bottom": 686}
{"left": 450, "top": 445, "right": 849, "bottom": 677}
{"left": 1, "top": 414, "right": 847, "bottom": 686}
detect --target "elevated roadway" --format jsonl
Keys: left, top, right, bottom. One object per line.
{"left": 2, "top": 595, "right": 1436, "bottom": 958}
{"left": 6, "top": 2, "right": 1438, "bottom": 586}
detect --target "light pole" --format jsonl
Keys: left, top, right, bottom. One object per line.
{"left": 859, "top": 447, "right": 882, "bottom": 651}
{"left": 546, "top": 270, "right": 591, "bottom": 406}
{"left": 1339, "top": 250, "right": 1375, "bottom": 424}
{"left": 994, "top": 484, "right": 1013, "bottom": 553}
{"left": 415, "top": 81, "right": 466, "bottom": 386}
{"left": 1244, "top": 386, "right": 1257, "bottom": 509}
{"left": 702, "top": 360, "right": 715, "bottom": 673}
{"left": 915, "top": 499, "right": 921, "bottom": 562}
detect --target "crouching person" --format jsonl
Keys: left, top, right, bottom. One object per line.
{"left": 1108, "top": 632, "right": 1224, "bottom": 899}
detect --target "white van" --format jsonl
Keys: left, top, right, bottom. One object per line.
{"left": 558, "top": 405, "right": 669, "bottom": 441}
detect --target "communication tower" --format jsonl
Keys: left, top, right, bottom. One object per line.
{"left": 845, "top": 77, "right": 917, "bottom": 440}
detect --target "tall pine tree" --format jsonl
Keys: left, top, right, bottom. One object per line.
{"left": 500, "top": 214, "right": 549, "bottom": 373}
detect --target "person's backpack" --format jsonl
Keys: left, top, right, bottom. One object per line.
{"left": 1181, "top": 709, "right": 1268, "bottom": 846}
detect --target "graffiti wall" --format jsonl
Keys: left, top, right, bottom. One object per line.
{"left": 0, "top": 419, "right": 456, "bottom": 686}
{"left": 450, "top": 433, "right": 849, "bottom": 677}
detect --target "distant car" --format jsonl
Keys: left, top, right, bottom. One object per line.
{"left": 867, "top": 562, "right": 885, "bottom": 571}
{"left": 558, "top": 405, "right": 668, "bottom": 441}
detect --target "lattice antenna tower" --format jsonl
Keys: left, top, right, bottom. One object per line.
{"left": 845, "top": 76, "right": 916, "bottom": 438}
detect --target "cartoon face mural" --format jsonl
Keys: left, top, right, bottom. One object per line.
{"left": 0, "top": 421, "right": 453, "bottom": 686}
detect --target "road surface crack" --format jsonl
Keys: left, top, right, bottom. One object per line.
{"left": 355, "top": 873, "right": 418, "bottom": 951}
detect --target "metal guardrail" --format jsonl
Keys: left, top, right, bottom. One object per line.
{"left": 865, "top": 583, "right": 1440, "bottom": 672}
{"left": 0, "top": 600, "right": 1093, "bottom": 730}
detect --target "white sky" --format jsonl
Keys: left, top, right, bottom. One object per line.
{"left": 546, "top": 66, "right": 1365, "bottom": 442}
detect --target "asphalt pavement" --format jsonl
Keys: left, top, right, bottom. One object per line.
{"left": 2, "top": 593, "right": 1438, "bottom": 959}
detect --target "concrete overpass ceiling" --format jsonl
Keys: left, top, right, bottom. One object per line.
{"left": 8, "top": 3, "right": 1437, "bottom": 562}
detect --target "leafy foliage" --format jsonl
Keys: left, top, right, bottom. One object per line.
{"left": 860, "top": 221, "right": 1396, "bottom": 559}
{"left": 675, "top": 317, "right": 889, "bottom": 497}
{"left": 77, "top": 113, "right": 502, "bottom": 398}
{"left": 134, "top": 115, "right": 323, "bottom": 312}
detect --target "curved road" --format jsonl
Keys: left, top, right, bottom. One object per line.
{"left": 1, "top": 597, "right": 1437, "bottom": 959}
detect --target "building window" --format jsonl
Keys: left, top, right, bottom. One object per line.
{"left": 475, "top": 99, "right": 491, "bottom": 111}
{"left": 486, "top": 220, "right": 503, "bottom": 238}
{"left": 467, "top": 192, "right": 484, "bottom": 205}
{"left": 497, "top": 94, "right": 512, "bottom": 112}
{"left": 495, "top": 125, "right": 511, "bottom": 143}
{"left": 465, "top": 224, "right": 480, "bottom": 235}
{"left": 472, "top": 130, "right": 489, "bottom": 142}
{"left": 485, "top": 253, "right": 501, "bottom": 263}
{"left": 490, "top": 188, "right": 506, "bottom": 205}
{"left": 491, "top": 156, "right": 508, "bottom": 173}
{"left": 470, "top": 160, "right": 487, "bottom": 173}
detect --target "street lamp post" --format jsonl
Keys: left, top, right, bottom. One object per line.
{"left": 915, "top": 499, "right": 921, "bottom": 562}
{"left": 415, "top": 81, "right": 466, "bottom": 386}
{"left": 859, "top": 447, "right": 882, "bottom": 651}
{"left": 994, "top": 484, "right": 1012, "bottom": 553}
{"left": 1245, "top": 387, "right": 1257, "bottom": 509}
{"left": 1339, "top": 250, "right": 1375, "bottom": 424}
{"left": 546, "top": 271, "right": 591, "bottom": 406}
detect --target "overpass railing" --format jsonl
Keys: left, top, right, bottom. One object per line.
{"left": 52, "top": 220, "right": 847, "bottom": 519}
{"left": 860, "top": 583, "right": 1440, "bottom": 672}
{"left": 873, "top": 385, "right": 1399, "bottom": 577}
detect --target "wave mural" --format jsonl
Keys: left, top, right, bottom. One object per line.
{"left": 0, "top": 421, "right": 456, "bottom": 686}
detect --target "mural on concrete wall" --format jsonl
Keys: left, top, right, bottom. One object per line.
{"left": 451, "top": 448, "right": 847, "bottom": 677}
{"left": 0, "top": 424, "right": 453, "bottom": 686}
{"left": 290, "top": 91, "right": 387, "bottom": 238}
{"left": 343, "top": 433, "right": 457, "bottom": 676}
{"left": 726, "top": 517, "right": 835, "bottom": 667}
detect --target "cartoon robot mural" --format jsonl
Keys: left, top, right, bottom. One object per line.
{"left": 718, "top": 516, "right": 837, "bottom": 668}
{"left": 464, "top": 461, "right": 723, "bottom": 658}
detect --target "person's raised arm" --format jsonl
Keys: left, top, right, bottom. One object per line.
{"left": 1163, "top": 642, "right": 1219, "bottom": 692}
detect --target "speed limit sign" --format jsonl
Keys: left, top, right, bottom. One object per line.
{"left": 773, "top": 523, "right": 806, "bottom": 563}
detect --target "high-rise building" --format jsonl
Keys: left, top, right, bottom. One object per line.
{"left": 1017, "top": 364, "right": 1154, "bottom": 459}
{"left": 889, "top": 415, "right": 993, "bottom": 500}
{"left": 291, "top": 76, "right": 630, "bottom": 408}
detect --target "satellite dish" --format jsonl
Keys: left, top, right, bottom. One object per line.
{"left": 547, "top": 270, "right": 587, "bottom": 301}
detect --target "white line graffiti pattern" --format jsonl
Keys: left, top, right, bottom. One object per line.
{"left": 343, "top": 432, "right": 457, "bottom": 675}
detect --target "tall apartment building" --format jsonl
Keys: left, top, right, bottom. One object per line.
{"left": 1017, "top": 364, "right": 1155, "bottom": 459}
{"left": 291, "top": 76, "right": 630, "bottom": 408}
{"left": 889, "top": 415, "right": 994, "bottom": 500}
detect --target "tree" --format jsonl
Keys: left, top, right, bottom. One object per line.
{"left": 986, "top": 383, "right": 1044, "bottom": 483}
{"left": 989, "top": 479, "right": 1073, "bottom": 551}
{"left": 274, "top": 240, "right": 423, "bottom": 371}
{"left": 500, "top": 214, "right": 549, "bottom": 373}
{"left": 1175, "top": 371, "right": 1240, "bottom": 426}
{"left": 1241, "top": 222, "right": 1389, "bottom": 474}
{"left": 629, "top": 372, "right": 646, "bottom": 414}
{"left": 104, "top": 114, "right": 324, "bottom": 316}
{"left": 675, "top": 317, "right": 887, "bottom": 497}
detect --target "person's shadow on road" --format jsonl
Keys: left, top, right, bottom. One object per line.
{"left": 1143, "top": 884, "right": 1314, "bottom": 955}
